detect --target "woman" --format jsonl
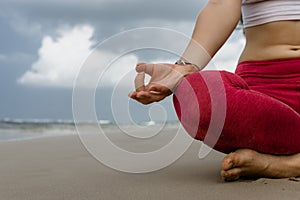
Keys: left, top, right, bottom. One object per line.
{"left": 129, "top": 0, "right": 300, "bottom": 181}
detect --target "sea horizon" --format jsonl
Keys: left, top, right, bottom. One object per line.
{"left": 0, "top": 118, "right": 180, "bottom": 141}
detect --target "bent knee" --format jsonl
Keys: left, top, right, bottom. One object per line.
{"left": 173, "top": 70, "right": 247, "bottom": 140}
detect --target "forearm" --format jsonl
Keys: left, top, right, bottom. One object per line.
{"left": 181, "top": 0, "right": 241, "bottom": 70}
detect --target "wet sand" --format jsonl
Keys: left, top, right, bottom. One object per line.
{"left": 0, "top": 132, "right": 299, "bottom": 200}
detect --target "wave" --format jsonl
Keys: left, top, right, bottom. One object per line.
{"left": 0, "top": 118, "right": 109, "bottom": 141}
{"left": 0, "top": 118, "right": 113, "bottom": 127}
{"left": 0, "top": 118, "right": 179, "bottom": 141}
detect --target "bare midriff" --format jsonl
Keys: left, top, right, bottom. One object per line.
{"left": 239, "top": 20, "right": 300, "bottom": 63}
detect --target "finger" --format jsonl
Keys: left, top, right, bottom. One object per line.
{"left": 129, "top": 91, "right": 151, "bottom": 100}
{"left": 147, "top": 93, "right": 166, "bottom": 103}
{"left": 128, "top": 91, "right": 137, "bottom": 98}
{"left": 139, "top": 91, "right": 165, "bottom": 102}
{"left": 149, "top": 85, "right": 163, "bottom": 94}
{"left": 149, "top": 84, "right": 171, "bottom": 94}
{"left": 130, "top": 91, "right": 167, "bottom": 105}
{"left": 136, "top": 95, "right": 160, "bottom": 105}
{"left": 149, "top": 90, "right": 161, "bottom": 94}
{"left": 134, "top": 72, "right": 145, "bottom": 92}
{"left": 137, "top": 62, "right": 146, "bottom": 67}
{"left": 129, "top": 92, "right": 142, "bottom": 102}
{"left": 136, "top": 63, "right": 154, "bottom": 76}
{"left": 136, "top": 91, "right": 151, "bottom": 99}
{"left": 130, "top": 91, "right": 153, "bottom": 105}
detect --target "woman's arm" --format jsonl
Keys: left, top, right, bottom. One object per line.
{"left": 182, "top": 0, "right": 242, "bottom": 70}
{"left": 129, "top": 0, "right": 242, "bottom": 104}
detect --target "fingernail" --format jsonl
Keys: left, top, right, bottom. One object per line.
{"left": 150, "top": 91, "right": 160, "bottom": 94}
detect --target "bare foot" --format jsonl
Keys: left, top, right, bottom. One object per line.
{"left": 221, "top": 149, "right": 300, "bottom": 181}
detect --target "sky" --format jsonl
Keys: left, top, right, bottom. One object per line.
{"left": 0, "top": 0, "right": 245, "bottom": 123}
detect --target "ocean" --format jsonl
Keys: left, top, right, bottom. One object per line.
{"left": 0, "top": 119, "right": 180, "bottom": 141}
{"left": 0, "top": 119, "right": 78, "bottom": 141}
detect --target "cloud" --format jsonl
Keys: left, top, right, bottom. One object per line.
{"left": 18, "top": 24, "right": 139, "bottom": 88}
{"left": 2, "top": 0, "right": 206, "bottom": 22}
{"left": 18, "top": 25, "right": 94, "bottom": 87}
{"left": 1, "top": 0, "right": 206, "bottom": 40}
{"left": 18, "top": 23, "right": 245, "bottom": 88}
{"left": 5, "top": 13, "right": 43, "bottom": 37}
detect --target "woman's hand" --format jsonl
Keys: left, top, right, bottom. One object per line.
{"left": 128, "top": 62, "right": 197, "bottom": 105}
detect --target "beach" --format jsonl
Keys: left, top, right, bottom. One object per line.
{"left": 0, "top": 124, "right": 300, "bottom": 200}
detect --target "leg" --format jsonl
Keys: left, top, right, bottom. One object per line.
{"left": 173, "top": 70, "right": 300, "bottom": 154}
{"left": 173, "top": 71, "right": 300, "bottom": 180}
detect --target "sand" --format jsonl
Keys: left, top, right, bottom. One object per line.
{"left": 0, "top": 132, "right": 300, "bottom": 200}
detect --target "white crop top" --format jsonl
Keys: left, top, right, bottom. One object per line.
{"left": 242, "top": 0, "right": 300, "bottom": 28}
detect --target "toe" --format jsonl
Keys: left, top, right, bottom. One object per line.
{"left": 222, "top": 149, "right": 253, "bottom": 171}
{"left": 222, "top": 153, "right": 235, "bottom": 171}
{"left": 221, "top": 168, "right": 242, "bottom": 182}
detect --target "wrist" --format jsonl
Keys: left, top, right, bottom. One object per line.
{"left": 175, "top": 59, "right": 201, "bottom": 73}
{"left": 180, "top": 38, "right": 212, "bottom": 70}
{"left": 173, "top": 63, "right": 198, "bottom": 77}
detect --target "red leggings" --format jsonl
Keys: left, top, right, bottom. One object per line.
{"left": 173, "top": 58, "right": 300, "bottom": 155}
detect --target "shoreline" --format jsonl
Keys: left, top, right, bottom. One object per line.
{"left": 0, "top": 121, "right": 181, "bottom": 142}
